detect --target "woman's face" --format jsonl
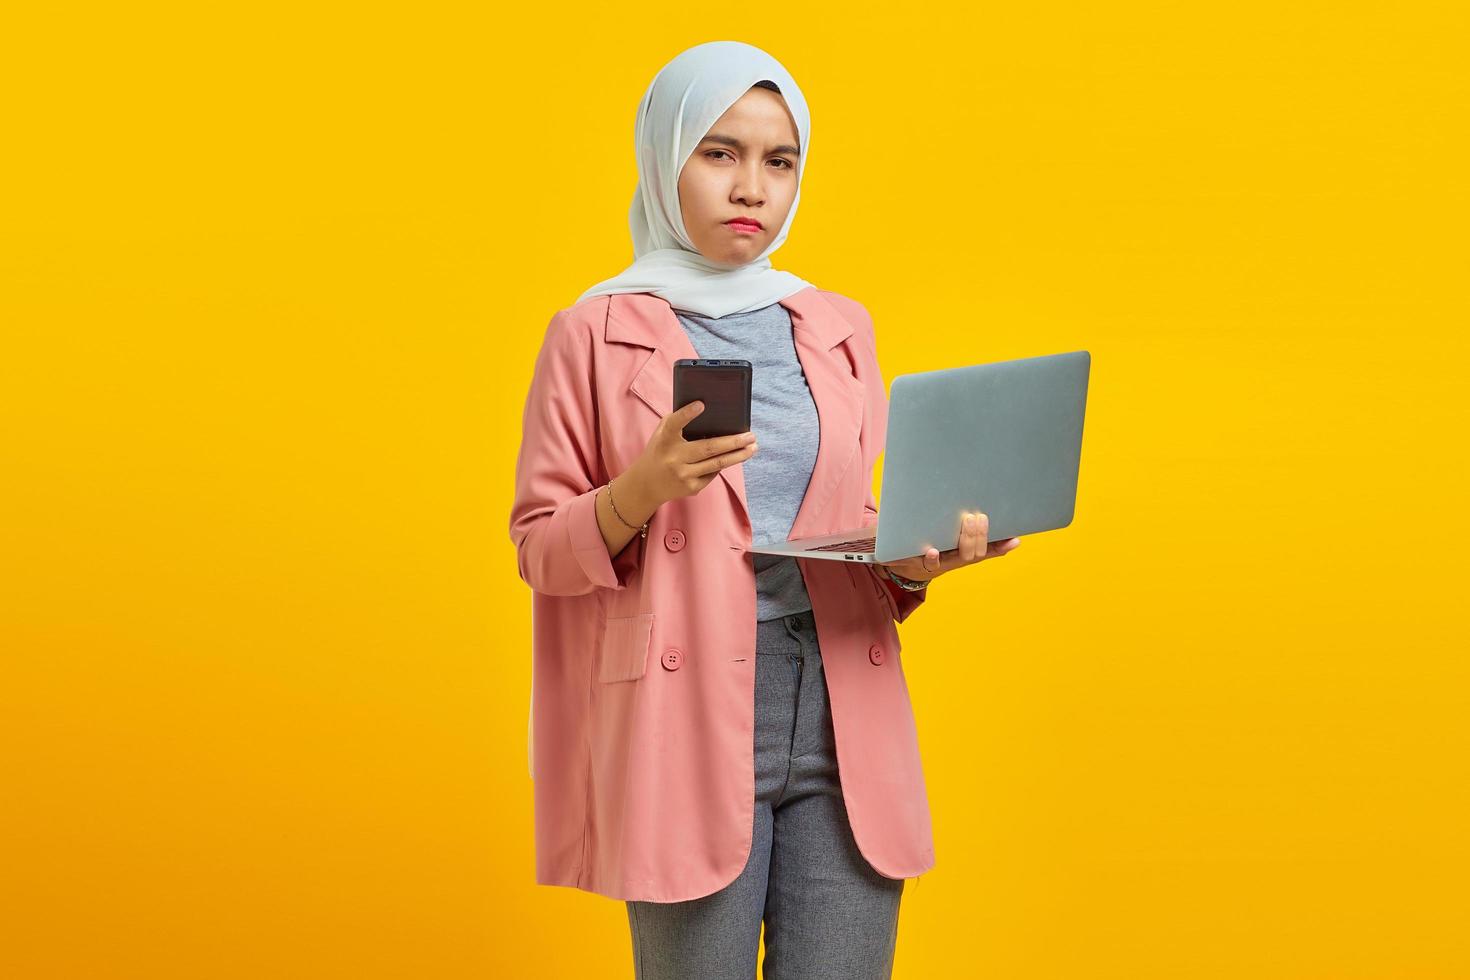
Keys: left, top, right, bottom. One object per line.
{"left": 678, "top": 85, "right": 801, "bottom": 268}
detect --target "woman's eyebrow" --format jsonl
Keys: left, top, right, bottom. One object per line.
{"left": 700, "top": 133, "right": 801, "bottom": 157}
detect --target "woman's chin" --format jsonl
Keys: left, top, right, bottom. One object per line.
{"left": 702, "top": 252, "right": 751, "bottom": 269}
{"left": 717, "top": 243, "right": 764, "bottom": 266}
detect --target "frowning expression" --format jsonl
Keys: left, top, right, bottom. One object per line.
{"left": 677, "top": 84, "right": 801, "bottom": 267}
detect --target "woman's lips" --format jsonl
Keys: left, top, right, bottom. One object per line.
{"left": 726, "top": 220, "right": 761, "bottom": 234}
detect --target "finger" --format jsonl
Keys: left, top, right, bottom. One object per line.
{"left": 970, "top": 512, "right": 995, "bottom": 562}
{"left": 666, "top": 400, "right": 705, "bottom": 436}
{"left": 984, "top": 537, "right": 1020, "bottom": 559}
{"left": 688, "top": 439, "right": 758, "bottom": 476}
{"left": 923, "top": 546, "right": 942, "bottom": 574}
{"left": 693, "top": 429, "right": 757, "bottom": 459}
{"left": 959, "top": 512, "right": 979, "bottom": 563}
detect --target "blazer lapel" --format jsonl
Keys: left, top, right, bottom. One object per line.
{"left": 605, "top": 286, "right": 866, "bottom": 540}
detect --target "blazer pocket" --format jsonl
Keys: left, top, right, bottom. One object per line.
{"left": 597, "top": 613, "right": 655, "bottom": 683}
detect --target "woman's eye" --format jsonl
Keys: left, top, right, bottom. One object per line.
{"left": 706, "top": 150, "right": 794, "bottom": 170}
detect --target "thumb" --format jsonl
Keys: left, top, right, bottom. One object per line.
{"left": 669, "top": 400, "right": 705, "bottom": 425}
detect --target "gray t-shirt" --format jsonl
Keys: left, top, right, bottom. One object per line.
{"left": 674, "top": 302, "right": 820, "bottom": 621}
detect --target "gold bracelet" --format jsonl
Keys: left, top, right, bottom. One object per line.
{"left": 606, "top": 477, "right": 649, "bottom": 539}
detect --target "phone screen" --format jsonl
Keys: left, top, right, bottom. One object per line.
{"left": 672, "top": 359, "right": 753, "bottom": 440}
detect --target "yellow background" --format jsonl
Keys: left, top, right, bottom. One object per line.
{"left": 3, "top": 3, "right": 1466, "bottom": 977}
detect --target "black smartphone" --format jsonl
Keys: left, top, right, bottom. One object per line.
{"left": 672, "top": 359, "right": 752, "bottom": 440}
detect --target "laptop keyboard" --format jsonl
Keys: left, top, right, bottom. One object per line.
{"left": 805, "top": 535, "right": 877, "bottom": 553}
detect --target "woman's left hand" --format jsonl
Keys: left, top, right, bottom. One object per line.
{"left": 875, "top": 511, "right": 1020, "bottom": 584}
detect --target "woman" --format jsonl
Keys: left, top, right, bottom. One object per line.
{"left": 510, "top": 40, "right": 1020, "bottom": 980}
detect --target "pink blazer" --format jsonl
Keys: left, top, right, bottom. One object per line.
{"left": 510, "top": 285, "right": 931, "bottom": 902}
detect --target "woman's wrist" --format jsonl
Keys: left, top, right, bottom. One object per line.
{"left": 608, "top": 468, "right": 660, "bottom": 531}
{"left": 879, "top": 564, "right": 930, "bottom": 591}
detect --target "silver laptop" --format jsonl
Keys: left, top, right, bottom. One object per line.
{"left": 747, "top": 350, "right": 1091, "bottom": 564}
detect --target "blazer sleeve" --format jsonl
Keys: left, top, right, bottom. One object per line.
{"left": 846, "top": 297, "right": 928, "bottom": 625}
{"left": 509, "top": 307, "right": 641, "bottom": 597}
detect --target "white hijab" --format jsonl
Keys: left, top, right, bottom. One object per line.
{"left": 575, "top": 40, "right": 816, "bottom": 319}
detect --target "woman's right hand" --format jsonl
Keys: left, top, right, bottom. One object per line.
{"left": 627, "top": 400, "right": 758, "bottom": 507}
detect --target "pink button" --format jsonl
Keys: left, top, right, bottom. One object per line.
{"left": 868, "top": 644, "right": 885, "bottom": 666}
{"left": 664, "top": 529, "right": 686, "bottom": 552}
{"left": 661, "top": 649, "right": 683, "bottom": 670}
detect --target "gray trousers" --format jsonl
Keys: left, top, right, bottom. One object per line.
{"left": 626, "top": 610, "right": 905, "bottom": 979}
